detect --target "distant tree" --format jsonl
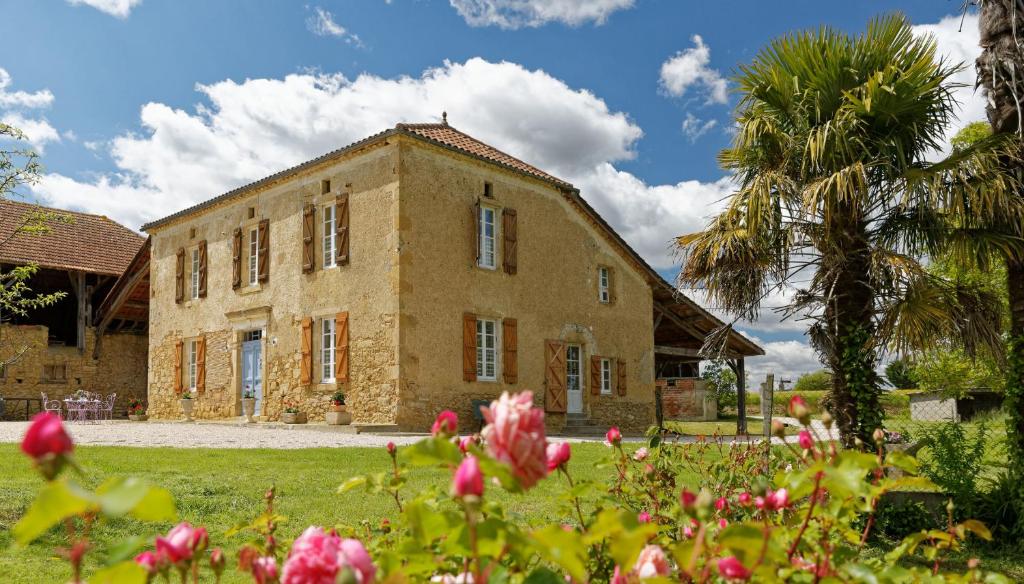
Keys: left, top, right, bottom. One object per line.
{"left": 912, "top": 347, "right": 1003, "bottom": 398}
{"left": 701, "top": 359, "right": 737, "bottom": 414}
{"left": 884, "top": 358, "right": 918, "bottom": 389}
{"left": 794, "top": 370, "right": 833, "bottom": 393}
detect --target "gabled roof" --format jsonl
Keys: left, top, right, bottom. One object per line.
{"left": 0, "top": 199, "right": 145, "bottom": 276}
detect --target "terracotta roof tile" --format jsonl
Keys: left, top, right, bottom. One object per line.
{"left": 0, "top": 199, "right": 145, "bottom": 276}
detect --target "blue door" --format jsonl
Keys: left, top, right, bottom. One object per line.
{"left": 241, "top": 336, "right": 263, "bottom": 415}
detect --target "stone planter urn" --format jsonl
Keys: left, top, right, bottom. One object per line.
{"left": 128, "top": 414, "right": 149, "bottom": 422}
{"left": 180, "top": 398, "right": 194, "bottom": 421}
{"left": 326, "top": 405, "right": 351, "bottom": 425}
{"left": 281, "top": 411, "right": 307, "bottom": 424}
{"left": 241, "top": 398, "right": 257, "bottom": 423}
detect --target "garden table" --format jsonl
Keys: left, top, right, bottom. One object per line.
{"left": 1, "top": 397, "right": 43, "bottom": 420}
{"left": 64, "top": 398, "right": 101, "bottom": 423}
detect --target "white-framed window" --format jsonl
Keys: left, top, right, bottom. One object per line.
{"left": 322, "top": 204, "right": 336, "bottom": 268}
{"left": 600, "top": 358, "right": 612, "bottom": 395}
{"left": 598, "top": 267, "right": 610, "bottom": 303}
{"left": 187, "top": 339, "right": 198, "bottom": 391}
{"left": 190, "top": 248, "right": 200, "bottom": 299}
{"left": 476, "top": 318, "right": 498, "bottom": 381}
{"left": 321, "top": 317, "right": 336, "bottom": 382}
{"left": 477, "top": 206, "right": 497, "bottom": 269}
{"left": 248, "top": 228, "right": 259, "bottom": 285}
{"left": 566, "top": 345, "right": 581, "bottom": 393}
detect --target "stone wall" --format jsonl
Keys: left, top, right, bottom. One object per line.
{"left": 659, "top": 378, "right": 716, "bottom": 422}
{"left": 0, "top": 324, "right": 147, "bottom": 418}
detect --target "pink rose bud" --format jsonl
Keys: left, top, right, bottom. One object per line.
{"left": 680, "top": 488, "right": 697, "bottom": 509}
{"left": 452, "top": 455, "right": 484, "bottom": 498}
{"left": 20, "top": 412, "right": 74, "bottom": 479}
{"left": 754, "top": 496, "right": 767, "bottom": 510}
{"left": 386, "top": 441, "right": 396, "bottom": 455}
{"left": 719, "top": 518, "right": 728, "bottom": 529}
{"left": 717, "top": 556, "right": 752, "bottom": 580}
{"left": 634, "top": 545, "right": 670, "bottom": 579}
{"left": 798, "top": 430, "right": 814, "bottom": 450}
{"left": 788, "top": 396, "right": 810, "bottom": 424}
{"left": 458, "top": 436, "right": 473, "bottom": 454}
{"left": 772, "top": 488, "right": 789, "bottom": 509}
{"left": 873, "top": 427, "right": 886, "bottom": 444}
{"left": 156, "top": 522, "right": 198, "bottom": 565}
{"left": 683, "top": 525, "right": 694, "bottom": 538}
{"left": 191, "top": 526, "right": 209, "bottom": 553}
{"left": 771, "top": 419, "right": 786, "bottom": 438}
{"left": 545, "top": 442, "right": 571, "bottom": 472}
{"left": 135, "top": 551, "right": 158, "bottom": 574}
{"left": 253, "top": 556, "right": 277, "bottom": 584}
{"left": 738, "top": 492, "right": 752, "bottom": 506}
{"left": 632, "top": 447, "right": 648, "bottom": 461}
{"left": 431, "top": 410, "right": 458, "bottom": 436}
{"left": 605, "top": 426, "right": 622, "bottom": 445}
{"left": 715, "top": 497, "right": 728, "bottom": 511}
{"left": 209, "top": 548, "right": 225, "bottom": 576}
{"left": 638, "top": 511, "right": 651, "bottom": 523}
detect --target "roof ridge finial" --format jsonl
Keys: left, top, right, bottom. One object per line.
{"left": 442, "top": 111, "right": 448, "bottom": 126}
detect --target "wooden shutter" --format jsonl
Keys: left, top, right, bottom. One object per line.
{"left": 472, "top": 200, "right": 480, "bottom": 265}
{"left": 336, "top": 193, "right": 350, "bottom": 266}
{"left": 197, "top": 240, "right": 208, "bottom": 298}
{"left": 590, "top": 356, "right": 602, "bottom": 395}
{"left": 502, "top": 318, "right": 517, "bottom": 384}
{"left": 196, "top": 335, "right": 206, "bottom": 393}
{"left": 175, "top": 248, "right": 185, "bottom": 303}
{"left": 462, "top": 313, "right": 477, "bottom": 382}
{"left": 300, "top": 317, "right": 312, "bottom": 385}
{"left": 335, "top": 311, "right": 349, "bottom": 383}
{"left": 173, "top": 340, "right": 183, "bottom": 393}
{"left": 302, "top": 204, "right": 315, "bottom": 274}
{"left": 617, "top": 358, "right": 627, "bottom": 397}
{"left": 544, "top": 340, "right": 567, "bottom": 413}
{"left": 502, "top": 208, "right": 517, "bottom": 275}
{"left": 257, "top": 218, "right": 270, "bottom": 282}
{"left": 231, "top": 228, "right": 242, "bottom": 289}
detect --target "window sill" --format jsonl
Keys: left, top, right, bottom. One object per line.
{"left": 40, "top": 379, "right": 68, "bottom": 385}
{"left": 239, "top": 283, "right": 264, "bottom": 295}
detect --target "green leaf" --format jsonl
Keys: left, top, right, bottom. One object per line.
{"left": 399, "top": 437, "right": 462, "bottom": 468}
{"left": 958, "top": 519, "right": 992, "bottom": 541}
{"left": 338, "top": 476, "right": 368, "bottom": 494}
{"left": 884, "top": 450, "right": 919, "bottom": 474}
{"left": 104, "top": 536, "right": 147, "bottom": 566}
{"left": 523, "top": 567, "right": 564, "bottom": 584}
{"left": 717, "top": 523, "right": 765, "bottom": 565}
{"left": 14, "top": 480, "right": 93, "bottom": 545}
{"left": 476, "top": 454, "right": 521, "bottom": 493}
{"left": 96, "top": 478, "right": 177, "bottom": 522}
{"left": 89, "top": 561, "right": 147, "bottom": 584}
{"left": 532, "top": 525, "right": 587, "bottom": 582}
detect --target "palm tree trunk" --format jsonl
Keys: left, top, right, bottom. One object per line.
{"left": 1006, "top": 259, "right": 1024, "bottom": 470}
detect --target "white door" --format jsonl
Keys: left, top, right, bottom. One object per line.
{"left": 241, "top": 333, "right": 263, "bottom": 415}
{"left": 566, "top": 344, "right": 583, "bottom": 414}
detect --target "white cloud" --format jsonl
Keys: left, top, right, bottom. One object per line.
{"left": 912, "top": 13, "right": 985, "bottom": 157}
{"left": 1, "top": 113, "right": 60, "bottom": 153}
{"left": 449, "top": 0, "right": 634, "bottom": 29}
{"left": 659, "top": 35, "right": 728, "bottom": 105}
{"left": 740, "top": 334, "right": 823, "bottom": 387}
{"left": 680, "top": 113, "right": 717, "bottom": 142}
{"left": 306, "top": 7, "right": 364, "bottom": 47}
{"left": 66, "top": 0, "right": 142, "bottom": 19}
{"left": 0, "top": 68, "right": 54, "bottom": 110}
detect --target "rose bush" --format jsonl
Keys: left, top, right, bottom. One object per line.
{"left": 12, "top": 394, "right": 1010, "bottom": 583}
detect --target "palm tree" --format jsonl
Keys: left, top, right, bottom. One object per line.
{"left": 976, "top": 0, "right": 1024, "bottom": 480}
{"left": 677, "top": 15, "right": 1019, "bottom": 447}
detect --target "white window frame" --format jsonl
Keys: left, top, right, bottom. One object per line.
{"left": 598, "top": 267, "right": 610, "bottom": 303}
{"left": 566, "top": 344, "right": 582, "bottom": 393}
{"left": 322, "top": 204, "right": 336, "bottom": 269}
{"left": 600, "top": 358, "right": 612, "bottom": 395}
{"left": 187, "top": 339, "right": 198, "bottom": 391}
{"left": 320, "top": 317, "right": 336, "bottom": 383}
{"left": 476, "top": 318, "right": 498, "bottom": 381}
{"left": 477, "top": 206, "right": 497, "bottom": 270}
{"left": 190, "top": 248, "right": 200, "bottom": 299}
{"left": 248, "top": 228, "right": 259, "bottom": 286}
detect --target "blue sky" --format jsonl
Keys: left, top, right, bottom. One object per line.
{"left": 0, "top": 0, "right": 987, "bottom": 382}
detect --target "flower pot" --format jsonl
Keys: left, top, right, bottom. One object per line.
{"left": 326, "top": 410, "right": 351, "bottom": 425}
{"left": 128, "top": 414, "right": 148, "bottom": 422}
{"left": 180, "top": 399, "right": 194, "bottom": 421}
{"left": 330, "top": 403, "right": 345, "bottom": 412}
{"left": 281, "top": 412, "right": 307, "bottom": 424}
{"left": 241, "top": 398, "right": 257, "bottom": 423}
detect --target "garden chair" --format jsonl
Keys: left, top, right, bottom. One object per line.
{"left": 40, "top": 392, "right": 63, "bottom": 419}
{"left": 99, "top": 393, "right": 116, "bottom": 421}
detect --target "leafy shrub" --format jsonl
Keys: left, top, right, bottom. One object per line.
{"left": 701, "top": 359, "right": 737, "bottom": 414}
{"left": 872, "top": 499, "right": 938, "bottom": 541}
{"left": 793, "top": 369, "right": 832, "bottom": 393}
{"left": 918, "top": 421, "right": 989, "bottom": 513}
{"left": 975, "top": 469, "right": 1024, "bottom": 546}
{"left": 885, "top": 359, "right": 918, "bottom": 389}
{"left": 912, "top": 348, "right": 1004, "bottom": 398}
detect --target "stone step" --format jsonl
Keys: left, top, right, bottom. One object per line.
{"left": 564, "top": 418, "right": 598, "bottom": 427}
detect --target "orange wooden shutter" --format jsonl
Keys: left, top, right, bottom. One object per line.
{"left": 336, "top": 193, "right": 350, "bottom": 266}
{"left": 502, "top": 208, "right": 517, "bottom": 275}
{"left": 300, "top": 317, "right": 312, "bottom": 385}
{"left": 502, "top": 318, "right": 517, "bottom": 384}
{"left": 302, "top": 204, "right": 315, "bottom": 274}
{"left": 197, "top": 240, "right": 208, "bottom": 298}
{"left": 544, "top": 340, "right": 567, "bottom": 412}
{"left": 231, "top": 228, "right": 242, "bottom": 289}
{"left": 462, "top": 313, "right": 477, "bottom": 382}
{"left": 173, "top": 340, "right": 183, "bottom": 393}
{"left": 617, "top": 358, "right": 627, "bottom": 396}
{"left": 174, "top": 248, "right": 185, "bottom": 303}
{"left": 196, "top": 335, "right": 206, "bottom": 393}
{"left": 590, "top": 356, "right": 602, "bottom": 395}
{"left": 335, "top": 311, "right": 349, "bottom": 383}
{"left": 257, "top": 218, "right": 270, "bottom": 282}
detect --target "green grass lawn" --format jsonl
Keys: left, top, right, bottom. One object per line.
{"left": 0, "top": 442, "right": 651, "bottom": 583}
{"left": 664, "top": 415, "right": 798, "bottom": 437}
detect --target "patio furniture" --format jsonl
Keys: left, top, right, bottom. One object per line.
{"left": 41, "top": 392, "right": 63, "bottom": 418}
{"left": 99, "top": 393, "right": 116, "bottom": 420}
{"left": 64, "top": 398, "right": 101, "bottom": 423}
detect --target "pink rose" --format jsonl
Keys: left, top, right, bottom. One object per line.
{"left": 545, "top": 442, "right": 571, "bottom": 471}
{"left": 634, "top": 545, "right": 670, "bottom": 579}
{"left": 431, "top": 410, "right": 458, "bottom": 436}
{"left": 605, "top": 426, "right": 622, "bottom": 445}
{"left": 452, "top": 455, "right": 484, "bottom": 498}
{"left": 738, "top": 492, "right": 752, "bottom": 506}
{"left": 135, "top": 551, "right": 158, "bottom": 574}
{"left": 798, "top": 430, "right": 814, "bottom": 450}
{"left": 719, "top": 518, "right": 729, "bottom": 529}
{"left": 338, "top": 538, "right": 376, "bottom": 584}
{"left": 253, "top": 556, "right": 278, "bottom": 584}
{"left": 481, "top": 391, "right": 548, "bottom": 489}
{"left": 209, "top": 548, "right": 225, "bottom": 577}
{"left": 156, "top": 522, "right": 198, "bottom": 565}
{"left": 632, "top": 447, "right": 648, "bottom": 461}
{"left": 637, "top": 511, "right": 651, "bottom": 523}
{"left": 282, "top": 526, "right": 342, "bottom": 584}
{"left": 717, "top": 556, "right": 752, "bottom": 580}
{"left": 21, "top": 412, "right": 74, "bottom": 479}
{"left": 771, "top": 488, "right": 789, "bottom": 509}
{"left": 680, "top": 489, "right": 696, "bottom": 509}
{"left": 458, "top": 436, "right": 474, "bottom": 454}
{"left": 715, "top": 497, "right": 728, "bottom": 511}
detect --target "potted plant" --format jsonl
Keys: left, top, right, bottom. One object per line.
{"left": 127, "top": 398, "right": 148, "bottom": 421}
{"left": 241, "top": 387, "right": 257, "bottom": 423}
{"left": 326, "top": 391, "right": 350, "bottom": 425}
{"left": 180, "top": 392, "right": 194, "bottom": 421}
{"left": 281, "top": 404, "right": 306, "bottom": 425}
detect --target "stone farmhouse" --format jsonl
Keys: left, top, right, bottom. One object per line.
{"left": 135, "top": 121, "right": 763, "bottom": 433}
{"left": 0, "top": 199, "right": 149, "bottom": 416}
